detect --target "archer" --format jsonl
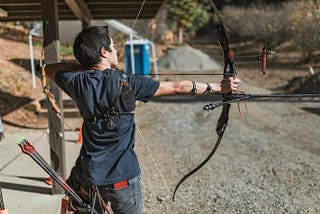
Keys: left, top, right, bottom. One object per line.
{"left": 44, "top": 25, "right": 240, "bottom": 213}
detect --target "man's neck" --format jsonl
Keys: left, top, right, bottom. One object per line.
{"left": 90, "top": 60, "right": 112, "bottom": 71}
{"left": 91, "top": 65, "right": 109, "bottom": 71}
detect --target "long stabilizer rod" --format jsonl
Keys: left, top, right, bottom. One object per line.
{"left": 204, "top": 93, "right": 320, "bottom": 110}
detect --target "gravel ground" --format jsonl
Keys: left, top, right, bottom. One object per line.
{"left": 134, "top": 74, "right": 320, "bottom": 214}
{"left": 132, "top": 40, "right": 320, "bottom": 214}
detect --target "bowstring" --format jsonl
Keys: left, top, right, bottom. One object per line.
{"left": 124, "top": 0, "right": 173, "bottom": 209}
{"left": 136, "top": 127, "right": 170, "bottom": 193}
{"left": 118, "top": 0, "right": 147, "bottom": 59}
{"left": 136, "top": 126, "right": 172, "bottom": 212}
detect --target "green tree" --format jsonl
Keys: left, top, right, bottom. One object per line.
{"left": 167, "top": 0, "right": 198, "bottom": 43}
{"left": 187, "top": 2, "right": 210, "bottom": 35}
{"left": 219, "top": 0, "right": 289, "bottom": 7}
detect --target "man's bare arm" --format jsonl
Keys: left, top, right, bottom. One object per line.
{"left": 154, "top": 77, "right": 240, "bottom": 97}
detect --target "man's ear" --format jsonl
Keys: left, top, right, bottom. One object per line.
{"left": 100, "top": 47, "right": 109, "bottom": 58}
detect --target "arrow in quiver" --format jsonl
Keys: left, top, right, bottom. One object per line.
{"left": 0, "top": 184, "right": 9, "bottom": 214}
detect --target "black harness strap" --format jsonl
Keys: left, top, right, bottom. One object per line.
{"left": 83, "top": 74, "right": 134, "bottom": 124}
{"left": 83, "top": 112, "right": 134, "bottom": 123}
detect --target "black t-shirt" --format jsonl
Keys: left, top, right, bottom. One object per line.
{"left": 55, "top": 68, "right": 159, "bottom": 185}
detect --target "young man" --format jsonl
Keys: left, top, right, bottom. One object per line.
{"left": 45, "top": 25, "right": 240, "bottom": 214}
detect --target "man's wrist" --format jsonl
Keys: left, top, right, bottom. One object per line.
{"left": 191, "top": 81, "right": 197, "bottom": 95}
{"left": 214, "top": 83, "right": 222, "bottom": 94}
{"left": 204, "top": 83, "right": 215, "bottom": 94}
{"left": 206, "top": 83, "right": 221, "bottom": 94}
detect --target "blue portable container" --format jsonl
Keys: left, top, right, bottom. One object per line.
{"left": 125, "top": 40, "right": 150, "bottom": 75}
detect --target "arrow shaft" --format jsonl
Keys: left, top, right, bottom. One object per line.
{"left": 17, "top": 138, "right": 88, "bottom": 208}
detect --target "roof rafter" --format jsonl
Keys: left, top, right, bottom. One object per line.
{"left": 0, "top": 0, "right": 165, "bottom": 22}
{"left": 64, "top": 0, "right": 92, "bottom": 26}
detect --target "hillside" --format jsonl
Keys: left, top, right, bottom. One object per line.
{"left": 0, "top": 24, "right": 46, "bottom": 129}
{"left": 0, "top": 24, "right": 76, "bottom": 130}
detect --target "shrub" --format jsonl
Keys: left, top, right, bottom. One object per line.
{"left": 221, "top": 3, "right": 293, "bottom": 46}
{"left": 219, "top": 1, "right": 320, "bottom": 62}
{"left": 290, "top": 0, "right": 320, "bottom": 62}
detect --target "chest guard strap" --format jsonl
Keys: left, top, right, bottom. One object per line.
{"left": 83, "top": 73, "right": 135, "bottom": 123}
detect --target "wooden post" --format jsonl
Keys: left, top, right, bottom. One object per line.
{"left": 41, "top": 0, "right": 66, "bottom": 194}
{"left": 82, "top": 20, "right": 89, "bottom": 29}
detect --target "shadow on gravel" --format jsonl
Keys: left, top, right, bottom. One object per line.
{"left": 10, "top": 58, "right": 40, "bottom": 77}
{"left": 1, "top": 119, "right": 46, "bottom": 130}
{"left": 301, "top": 107, "right": 320, "bottom": 116}
{"left": 0, "top": 90, "right": 32, "bottom": 116}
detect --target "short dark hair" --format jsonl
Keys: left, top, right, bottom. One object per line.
{"left": 73, "top": 25, "right": 112, "bottom": 68}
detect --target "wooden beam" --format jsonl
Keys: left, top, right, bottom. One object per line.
{"left": 0, "top": 0, "right": 40, "bottom": 7}
{"left": 64, "top": 0, "right": 92, "bottom": 27}
{"left": 0, "top": 8, "right": 8, "bottom": 17}
{"left": 0, "top": 0, "right": 165, "bottom": 22}
{"left": 41, "top": 0, "right": 67, "bottom": 195}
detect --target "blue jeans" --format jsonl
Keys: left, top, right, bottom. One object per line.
{"left": 100, "top": 176, "right": 143, "bottom": 214}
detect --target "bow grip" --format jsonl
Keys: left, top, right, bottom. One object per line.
{"left": 223, "top": 57, "right": 237, "bottom": 78}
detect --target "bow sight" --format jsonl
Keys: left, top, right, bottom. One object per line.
{"left": 235, "top": 47, "right": 275, "bottom": 75}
